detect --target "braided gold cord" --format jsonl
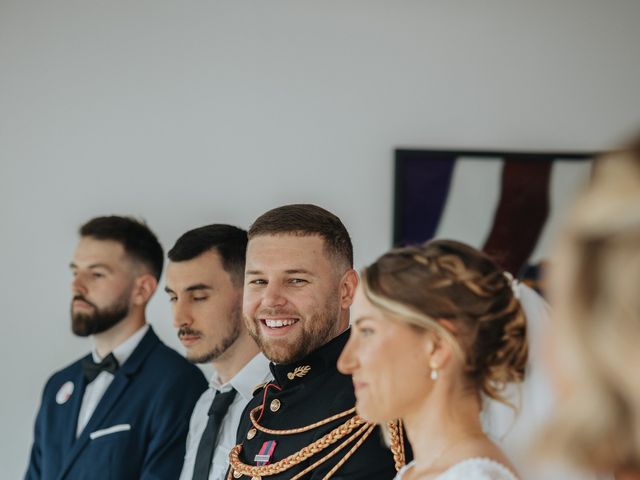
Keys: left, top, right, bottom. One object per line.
{"left": 225, "top": 424, "right": 374, "bottom": 480}
{"left": 249, "top": 406, "right": 356, "bottom": 435}
{"left": 399, "top": 420, "right": 405, "bottom": 465}
{"left": 387, "top": 419, "right": 406, "bottom": 471}
{"left": 284, "top": 422, "right": 372, "bottom": 480}
{"left": 228, "top": 415, "right": 367, "bottom": 477}
{"left": 227, "top": 422, "right": 373, "bottom": 480}
{"left": 321, "top": 424, "right": 376, "bottom": 480}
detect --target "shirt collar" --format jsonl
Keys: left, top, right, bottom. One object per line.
{"left": 209, "top": 352, "right": 272, "bottom": 401}
{"left": 91, "top": 324, "right": 150, "bottom": 366}
{"left": 269, "top": 328, "right": 350, "bottom": 388}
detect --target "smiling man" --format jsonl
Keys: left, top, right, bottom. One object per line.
{"left": 227, "top": 204, "right": 397, "bottom": 480}
{"left": 165, "top": 224, "right": 271, "bottom": 480}
{"left": 25, "top": 216, "right": 207, "bottom": 480}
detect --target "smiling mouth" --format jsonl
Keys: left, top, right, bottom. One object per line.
{"left": 261, "top": 318, "right": 299, "bottom": 328}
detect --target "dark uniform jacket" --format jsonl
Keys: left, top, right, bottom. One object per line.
{"left": 230, "top": 329, "right": 397, "bottom": 479}
{"left": 25, "top": 327, "right": 208, "bottom": 480}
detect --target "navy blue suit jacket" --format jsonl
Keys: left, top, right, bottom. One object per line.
{"left": 25, "top": 327, "right": 207, "bottom": 480}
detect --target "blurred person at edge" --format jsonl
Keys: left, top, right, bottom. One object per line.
{"left": 539, "top": 135, "right": 640, "bottom": 480}
{"left": 338, "top": 239, "right": 526, "bottom": 480}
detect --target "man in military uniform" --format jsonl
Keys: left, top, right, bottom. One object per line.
{"left": 227, "top": 204, "right": 399, "bottom": 479}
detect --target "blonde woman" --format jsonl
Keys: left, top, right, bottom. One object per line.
{"left": 541, "top": 139, "right": 640, "bottom": 480}
{"left": 338, "top": 239, "right": 527, "bottom": 480}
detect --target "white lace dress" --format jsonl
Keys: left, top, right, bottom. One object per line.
{"left": 394, "top": 457, "right": 519, "bottom": 480}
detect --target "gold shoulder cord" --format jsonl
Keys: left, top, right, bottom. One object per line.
{"left": 227, "top": 408, "right": 406, "bottom": 479}
{"left": 387, "top": 419, "right": 406, "bottom": 472}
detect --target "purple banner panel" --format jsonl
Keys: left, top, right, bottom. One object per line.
{"left": 394, "top": 151, "right": 457, "bottom": 246}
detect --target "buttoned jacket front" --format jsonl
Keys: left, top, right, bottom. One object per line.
{"left": 231, "top": 330, "right": 397, "bottom": 479}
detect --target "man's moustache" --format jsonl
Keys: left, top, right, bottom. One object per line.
{"left": 72, "top": 295, "right": 96, "bottom": 309}
{"left": 177, "top": 327, "right": 201, "bottom": 338}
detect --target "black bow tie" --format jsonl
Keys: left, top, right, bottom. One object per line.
{"left": 82, "top": 352, "right": 119, "bottom": 383}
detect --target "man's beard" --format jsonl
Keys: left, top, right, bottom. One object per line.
{"left": 71, "top": 294, "right": 130, "bottom": 337}
{"left": 178, "top": 304, "right": 242, "bottom": 364}
{"left": 245, "top": 294, "right": 341, "bottom": 365}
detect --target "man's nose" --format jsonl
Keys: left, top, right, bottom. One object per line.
{"left": 262, "top": 282, "right": 287, "bottom": 308}
{"left": 71, "top": 274, "right": 87, "bottom": 296}
{"left": 173, "top": 299, "right": 193, "bottom": 328}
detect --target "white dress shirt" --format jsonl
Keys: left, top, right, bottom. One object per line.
{"left": 76, "top": 324, "right": 149, "bottom": 437}
{"left": 179, "top": 353, "right": 272, "bottom": 480}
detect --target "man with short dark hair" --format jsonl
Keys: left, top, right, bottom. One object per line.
{"left": 228, "top": 204, "right": 397, "bottom": 479}
{"left": 25, "top": 216, "right": 208, "bottom": 480}
{"left": 165, "top": 224, "right": 271, "bottom": 480}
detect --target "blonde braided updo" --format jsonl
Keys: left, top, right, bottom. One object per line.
{"left": 362, "top": 239, "right": 527, "bottom": 406}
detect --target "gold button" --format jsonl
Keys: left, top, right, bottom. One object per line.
{"left": 232, "top": 471, "right": 242, "bottom": 478}
{"left": 246, "top": 428, "right": 257, "bottom": 440}
{"left": 269, "top": 398, "right": 281, "bottom": 412}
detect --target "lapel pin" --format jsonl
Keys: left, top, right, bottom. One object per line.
{"left": 56, "top": 381, "right": 74, "bottom": 405}
{"left": 287, "top": 365, "right": 311, "bottom": 380}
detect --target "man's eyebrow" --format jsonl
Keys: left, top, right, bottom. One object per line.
{"left": 185, "top": 284, "right": 213, "bottom": 292}
{"left": 164, "top": 284, "right": 212, "bottom": 295}
{"left": 89, "top": 263, "right": 113, "bottom": 272}
{"left": 245, "top": 269, "right": 313, "bottom": 276}
{"left": 284, "top": 269, "right": 313, "bottom": 275}
{"left": 69, "top": 262, "right": 113, "bottom": 272}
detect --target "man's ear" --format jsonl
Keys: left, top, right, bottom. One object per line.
{"left": 340, "top": 269, "right": 359, "bottom": 310}
{"left": 131, "top": 273, "right": 158, "bottom": 306}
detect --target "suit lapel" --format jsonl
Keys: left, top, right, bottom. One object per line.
{"left": 56, "top": 327, "right": 160, "bottom": 480}
{"left": 63, "top": 364, "right": 88, "bottom": 452}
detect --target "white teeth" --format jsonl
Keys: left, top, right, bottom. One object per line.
{"left": 265, "top": 319, "right": 297, "bottom": 328}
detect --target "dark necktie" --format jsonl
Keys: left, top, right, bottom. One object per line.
{"left": 81, "top": 353, "right": 119, "bottom": 383}
{"left": 192, "top": 388, "right": 237, "bottom": 480}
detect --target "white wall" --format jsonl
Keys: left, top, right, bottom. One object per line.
{"left": 2, "top": 1, "right": 640, "bottom": 477}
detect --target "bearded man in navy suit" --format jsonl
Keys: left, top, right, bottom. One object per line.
{"left": 25, "top": 216, "right": 207, "bottom": 480}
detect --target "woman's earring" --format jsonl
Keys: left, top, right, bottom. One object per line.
{"left": 430, "top": 362, "right": 438, "bottom": 381}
